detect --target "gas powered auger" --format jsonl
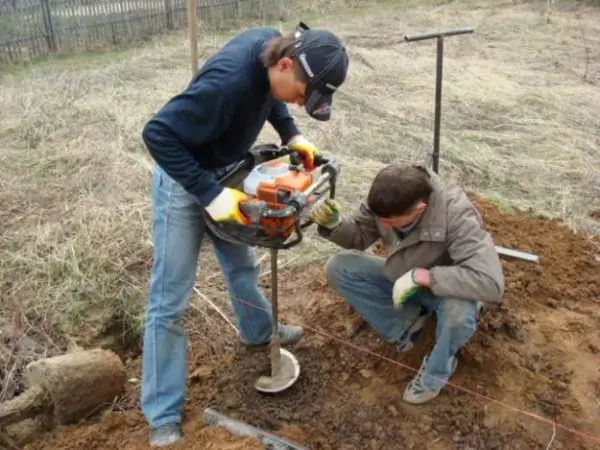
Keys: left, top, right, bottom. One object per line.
{"left": 203, "top": 143, "right": 341, "bottom": 394}
{"left": 205, "top": 143, "right": 340, "bottom": 250}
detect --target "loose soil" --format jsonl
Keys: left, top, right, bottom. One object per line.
{"left": 20, "top": 197, "right": 600, "bottom": 449}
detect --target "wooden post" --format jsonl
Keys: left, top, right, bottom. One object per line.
{"left": 187, "top": 0, "right": 198, "bottom": 76}
{"left": 40, "top": 0, "right": 57, "bottom": 53}
{"left": 164, "top": 0, "right": 174, "bottom": 29}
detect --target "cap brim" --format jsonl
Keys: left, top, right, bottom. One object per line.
{"left": 305, "top": 87, "right": 333, "bottom": 121}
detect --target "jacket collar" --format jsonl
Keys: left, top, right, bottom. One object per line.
{"left": 416, "top": 167, "right": 447, "bottom": 237}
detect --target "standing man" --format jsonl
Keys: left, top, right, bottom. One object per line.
{"left": 140, "top": 24, "right": 349, "bottom": 446}
{"left": 311, "top": 163, "right": 504, "bottom": 404}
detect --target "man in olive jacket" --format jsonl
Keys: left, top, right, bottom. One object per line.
{"left": 311, "top": 163, "right": 505, "bottom": 404}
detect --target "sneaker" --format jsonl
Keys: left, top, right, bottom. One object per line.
{"left": 396, "top": 310, "right": 429, "bottom": 353}
{"left": 402, "top": 356, "right": 458, "bottom": 405}
{"left": 277, "top": 323, "right": 303, "bottom": 345}
{"left": 243, "top": 323, "right": 303, "bottom": 348}
{"left": 149, "top": 423, "right": 181, "bottom": 447}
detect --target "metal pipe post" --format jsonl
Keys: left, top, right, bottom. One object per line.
{"left": 433, "top": 36, "right": 444, "bottom": 173}
{"left": 404, "top": 28, "right": 474, "bottom": 174}
{"left": 404, "top": 28, "right": 539, "bottom": 265}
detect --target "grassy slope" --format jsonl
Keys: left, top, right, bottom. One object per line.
{"left": 0, "top": 0, "right": 599, "bottom": 403}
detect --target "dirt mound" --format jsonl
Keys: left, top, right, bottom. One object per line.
{"left": 20, "top": 197, "right": 600, "bottom": 449}
{"left": 19, "top": 410, "right": 263, "bottom": 450}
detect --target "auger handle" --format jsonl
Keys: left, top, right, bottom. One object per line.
{"left": 288, "top": 151, "right": 330, "bottom": 169}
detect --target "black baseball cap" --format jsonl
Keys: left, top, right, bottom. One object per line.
{"left": 291, "top": 22, "right": 349, "bottom": 121}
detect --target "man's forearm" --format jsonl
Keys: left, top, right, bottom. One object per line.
{"left": 317, "top": 218, "right": 379, "bottom": 251}
{"left": 428, "top": 266, "right": 504, "bottom": 304}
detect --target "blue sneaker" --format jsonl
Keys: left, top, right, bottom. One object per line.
{"left": 149, "top": 423, "right": 181, "bottom": 447}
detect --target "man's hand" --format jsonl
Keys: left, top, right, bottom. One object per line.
{"left": 310, "top": 198, "right": 342, "bottom": 230}
{"left": 205, "top": 187, "right": 250, "bottom": 224}
{"left": 412, "top": 268, "right": 431, "bottom": 287}
{"left": 392, "top": 268, "right": 430, "bottom": 309}
{"left": 287, "top": 135, "right": 318, "bottom": 171}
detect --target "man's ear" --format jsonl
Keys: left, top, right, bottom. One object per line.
{"left": 415, "top": 200, "right": 427, "bottom": 214}
{"left": 276, "top": 56, "right": 294, "bottom": 72}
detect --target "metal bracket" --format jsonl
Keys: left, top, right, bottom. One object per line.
{"left": 495, "top": 246, "right": 539, "bottom": 264}
{"left": 203, "top": 408, "right": 309, "bottom": 450}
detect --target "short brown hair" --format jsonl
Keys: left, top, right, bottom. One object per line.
{"left": 260, "top": 34, "right": 308, "bottom": 82}
{"left": 367, "top": 164, "right": 432, "bottom": 217}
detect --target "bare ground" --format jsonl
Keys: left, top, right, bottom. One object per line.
{"left": 1, "top": 0, "right": 600, "bottom": 448}
{"left": 13, "top": 196, "right": 600, "bottom": 449}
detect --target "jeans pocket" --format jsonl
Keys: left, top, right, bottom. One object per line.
{"left": 153, "top": 167, "right": 198, "bottom": 212}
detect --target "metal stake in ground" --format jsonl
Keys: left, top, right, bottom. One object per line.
{"left": 404, "top": 28, "right": 539, "bottom": 265}
{"left": 254, "top": 248, "right": 301, "bottom": 394}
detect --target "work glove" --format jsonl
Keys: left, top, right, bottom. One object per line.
{"left": 287, "top": 135, "right": 319, "bottom": 171}
{"left": 310, "top": 198, "right": 342, "bottom": 230}
{"left": 205, "top": 187, "right": 250, "bottom": 224}
{"left": 392, "top": 269, "right": 421, "bottom": 310}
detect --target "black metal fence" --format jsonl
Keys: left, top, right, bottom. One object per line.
{"left": 0, "top": 0, "right": 286, "bottom": 66}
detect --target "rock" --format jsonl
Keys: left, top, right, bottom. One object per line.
{"left": 480, "top": 336, "right": 492, "bottom": 348}
{"left": 418, "top": 421, "right": 431, "bottom": 432}
{"left": 360, "top": 369, "right": 374, "bottom": 379}
{"left": 525, "top": 361, "right": 541, "bottom": 373}
{"left": 387, "top": 405, "right": 398, "bottom": 417}
{"left": 486, "top": 439, "right": 502, "bottom": 449}
{"left": 223, "top": 392, "right": 238, "bottom": 408}
{"left": 545, "top": 298, "right": 558, "bottom": 308}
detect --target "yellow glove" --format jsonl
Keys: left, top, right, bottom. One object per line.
{"left": 287, "top": 135, "right": 318, "bottom": 171}
{"left": 392, "top": 269, "right": 420, "bottom": 310}
{"left": 310, "top": 198, "right": 342, "bottom": 229}
{"left": 205, "top": 187, "right": 250, "bottom": 224}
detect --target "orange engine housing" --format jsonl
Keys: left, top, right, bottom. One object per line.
{"left": 254, "top": 166, "right": 313, "bottom": 237}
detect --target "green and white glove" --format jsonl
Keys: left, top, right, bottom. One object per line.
{"left": 310, "top": 198, "right": 342, "bottom": 230}
{"left": 392, "top": 269, "right": 420, "bottom": 310}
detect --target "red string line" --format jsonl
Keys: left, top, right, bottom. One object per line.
{"left": 230, "top": 297, "right": 600, "bottom": 445}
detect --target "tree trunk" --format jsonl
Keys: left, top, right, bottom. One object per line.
{"left": 24, "top": 348, "right": 127, "bottom": 425}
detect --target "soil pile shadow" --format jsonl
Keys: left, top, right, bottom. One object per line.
{"left": 20, "top": 197, "right": 600, "bottom": 450}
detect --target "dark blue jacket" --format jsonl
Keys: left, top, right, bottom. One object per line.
{"left": 142, "top": 27, "right": 300, "bottom": 206}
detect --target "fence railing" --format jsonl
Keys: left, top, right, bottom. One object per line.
{"left": 0, "top": 0, "right": 286, "bottom": 66}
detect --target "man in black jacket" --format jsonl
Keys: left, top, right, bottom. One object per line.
{"left": 140, "top": 25, "right": 348, "bottom": 446}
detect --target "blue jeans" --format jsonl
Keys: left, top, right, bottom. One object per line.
{"left": 141, "top": 165, "right": 276, "bottom": 429}
{"left": 325, "top": 250, "right": 481, "bottom": 391}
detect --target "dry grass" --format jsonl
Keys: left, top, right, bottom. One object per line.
{"left": 1, "top": 0, "right": 599, "bottom": 406}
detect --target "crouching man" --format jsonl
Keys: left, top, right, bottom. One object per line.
{"left": 311, "top": 164, "right": 505, "bottom": 404}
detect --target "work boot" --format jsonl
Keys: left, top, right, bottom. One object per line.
{"left": 148, "top": 423, "right": 181, "bottom": 447}
{"left": 402, "top": 356, "right": 458, "bottom": 405}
